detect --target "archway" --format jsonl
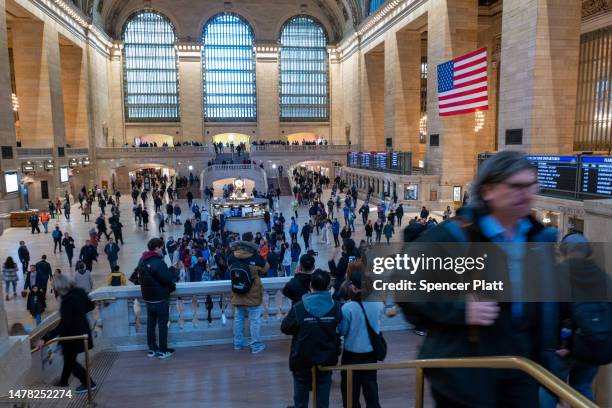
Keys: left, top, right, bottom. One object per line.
{"left": 211, "top": 177, "right": 256, "bottom": 198}
{"left": 212, "top": 133, "right": 250, "bottom": 149}
{"left": 286, "top": 132, "right": 321, "bottom": 144}
{"left": 135, "top": 134, "right": 174, "bottom": 146}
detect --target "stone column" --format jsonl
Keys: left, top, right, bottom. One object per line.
{"left": 362, "top": 47, "right": 385, "bottom": 151}
{"left": 329, "top": 47, "right": 343, "bottom": 144}
{"left": 497, "top": 0, "right": 581, "bottom": 154}
{"left": 425, "top": 0, "right": 478, "bottom": 200}
{"left": 177, "top": 42, "right": 203, "bottom": 144}
{"left": 108, "top": 42, "right": 125, "bottom": 147}
{"left": 59, "top": 43, "right": 89, "bottom": 147}
{"left": 255, "top": 43, "right": 280, "bottom": 142}
{"left": 385, "top": 29, "right": 422, "bottom": 157}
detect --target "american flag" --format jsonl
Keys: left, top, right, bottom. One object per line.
{"left": 437, "top": 47, "right": 488, "bottom": 116}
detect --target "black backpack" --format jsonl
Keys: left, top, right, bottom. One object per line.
{"left": 230, "top": 260, "right": 253, "bottom": 294}
{"left": 110, "top": 273, "right": 122, "bottom": 286}
{"left": 571, "top": 302, "right": 612, "bottom": 365}
{"left": 293, "top": 301, "right": 342, "bottom": 368}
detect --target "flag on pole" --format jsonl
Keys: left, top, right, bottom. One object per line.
{"left": 437, "top": 47, "right": 488, "bottom": 116}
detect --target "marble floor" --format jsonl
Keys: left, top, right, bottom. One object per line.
{"left": 0, "top": 186, "right": 427, "bottom": 330}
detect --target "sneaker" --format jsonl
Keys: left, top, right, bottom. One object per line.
{"left": 147, "top": 350, "right": 157, "bottom": 358}
{"left": 233, "top": 340, "right": 251, "bottom": 350}
{"left": 251, "top": 343, "right": 266, "bottom": 354}
{"left": 157, "top": 348, "right": 175, "bottom": 359}
{"left": 75, "top": 382, "right": 97, "bottom": 393}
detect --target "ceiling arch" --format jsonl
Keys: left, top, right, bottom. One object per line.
{"left": 99, "top": 0, "right": 363, "bottom": 42}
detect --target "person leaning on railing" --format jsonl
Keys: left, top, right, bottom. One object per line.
{"left": 37, "top": 274, "right": 96, "bottom": 393}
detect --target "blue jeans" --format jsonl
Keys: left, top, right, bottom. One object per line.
{"left": 291, "top": 262, "right": 298, "bottom": 275}
{"left": 34, "top": 314, "right": 42, "bottom": 326}
{"left": 293, "top": 368, "right": 332, "bottom": 408}
{"left": 539, "top": 351, "right": 599, "bottom": 407}
{"left": 233, "top": 305, "right": 263, "bottom": 348}
{"left": 4, "top": 280, "right": 17, "bottom": 295}
{"left": 146, "top": 300, "right": 169, "bottom": 352}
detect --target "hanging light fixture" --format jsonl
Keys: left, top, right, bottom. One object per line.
{"left": 11, "top": 93, "right": 19, "bottom": 112}
{"left": 474, "top": 110, "right": 484, "bottom": 132}
{"left": 419, "top": 114, "right": 427, "bottom": 136}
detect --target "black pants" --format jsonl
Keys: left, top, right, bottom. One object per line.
{"left": 59, "top": 348, "right": 88, "bottom": 386}
{"left": 31, "top": 224, "right": 40, "bottom": 234}
{"left": 333, "top": 234, "right": 340, "bottom": 247}
{"left": 54, "top": 239, "right": 62, "bottom": 253}
{"left": 97, "top": 229, "right": 109, "bottom": 240}
{"left": 146, "top": 300, "right": 169, "bottom": 352}
{"left": 113, "top": 230, "right": 124, "bottom": 245}
{"left": 341, "top": 350, "right": 381, "bottom": 408}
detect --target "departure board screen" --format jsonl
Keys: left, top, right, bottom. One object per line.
{"left": 390, "top": 152, "right": 400, "bottom": 170}
{"left": 374, "top": 152, "right": 387, "bottom": 169}
{"left": 360, "top": 152, "right": 371, "bottom": 168}
{"left": 527, "top": 155, "right": 578, "bottom": 192}
{"left": 348, "top": 152, "right": 358, "bottom": 167}
{"left": 580, "top": 156, "right": 612, "bottom": 197}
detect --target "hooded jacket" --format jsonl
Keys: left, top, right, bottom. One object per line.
{"left": 282, "top": 272, "right": 312, "bottom": 305}
{"left": 137, "top": 250, "right": 175, "bottom": 302}
{"left": 281, "top": 291, "right": 341, "bottom": 371}
{"left": 229, "top": 241, "right": 269, "bottom": 306}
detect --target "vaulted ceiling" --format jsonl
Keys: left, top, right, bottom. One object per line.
{"left": 89, "top": 0, "right": 364, "bottom": 43}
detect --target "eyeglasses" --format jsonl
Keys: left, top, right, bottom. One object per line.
{"left": 500, "top": 180, "right": 539, "bottom": 191}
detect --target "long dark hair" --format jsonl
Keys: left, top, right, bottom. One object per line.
{"left": 4, "top": 256, "right": 16, "bottom": 269}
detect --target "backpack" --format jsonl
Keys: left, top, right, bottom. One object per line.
{"left": 110, "top": 273, "right": 122, "bottom": 286}
{"left": 571, "top": 302, "right": 612, "bottom": 365}
{"left": 230, "top": 260, "right": 253, "bottom": 294}
{"left": 292, "top": 301, "right": 341, "bottom": 368}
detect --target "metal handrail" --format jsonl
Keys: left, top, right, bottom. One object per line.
{"left": 32, "top": 334, "right": 94, "bottom": 407}
{"left": 313, "top": 356, "right": 598, "bottom": 408}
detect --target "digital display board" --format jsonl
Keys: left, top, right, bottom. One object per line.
{"left": 374, "top": 152, "right": 387, "bottom": 170}
{"left": 4, "top": 172, "right": 18, "bottom": 193}
{"left": 580, "top": 156, "right": 612, "bottom": 197}
{"left": 60, "top": 166, "right": 69, "bottom": 183}
{"left": 527, "top": 155, "right": 578, "bottom": 193}
{"left": 347, "top": 151, "right": 411, "bottom": 174}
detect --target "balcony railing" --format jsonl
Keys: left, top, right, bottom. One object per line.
{"left": 251, "top": 144, "right": 353, "bottom": 152}
{"left": 96, "top": 145, "right": 215, "bottom": 159}
{"left": 88, "top": 279, "right": 407, "bottom": 351}
{"left": 16, "top": 147, "right": 53, "bottom": 158}
{"left": 66, "top": 147, "right": 89, "bottom": 156}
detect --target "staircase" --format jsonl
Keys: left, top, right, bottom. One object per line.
{"left": 266, "top": 177, "right": 292, "bottom": 196}
{"left": 214, "top": 152, "right": 250, "bottom": 164}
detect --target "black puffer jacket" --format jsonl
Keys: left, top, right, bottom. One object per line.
{"left": 43, "top": 287, "right": 94, "bottom": 354}
{"left": 136, "top": 251, "right": 175, "bottom": 302}
{"left": 282, "top": 273, "right": 311, "bottom": 305}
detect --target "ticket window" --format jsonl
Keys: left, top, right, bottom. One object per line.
{"left": 567, "top": 217, "right": 584, "bottom": 234}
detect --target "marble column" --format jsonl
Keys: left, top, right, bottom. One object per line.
{"left": 425, "top": 0, "right": 479, "bottom": 200}
{"left": 497, "top": 0, "right": 581, "bottom": 154}
{"left": 177, "top": 42, "right": 203, "bottom": 143}
{"left": 108, "top": 42, "right": 125, "bottom": 147}
{"left": 255, "top": 44, "right": 280, "bottom": 142}
{"left": 385, "top": 29, "right": 422, "bottom": 158}
{"left": 362, "top": 46, "right": 385, "bottom": 151}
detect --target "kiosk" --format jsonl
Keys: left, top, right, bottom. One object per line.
{"left": 210, "top": 179, "right": 268, "bottom": 235}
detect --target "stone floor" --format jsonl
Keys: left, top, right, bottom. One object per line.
{"left": 0, "top": 186, "right": 426, "bottom": 330}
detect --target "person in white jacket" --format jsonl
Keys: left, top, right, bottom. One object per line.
{"left": 73, "top": 261, "right": 93, "bottom": 294}
{"left": 281, "top": 242, "right": 292, "bottom": 277}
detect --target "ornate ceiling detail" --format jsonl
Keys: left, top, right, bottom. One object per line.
{"left": 582, "top": 0, "right": 612, "bottom": 18}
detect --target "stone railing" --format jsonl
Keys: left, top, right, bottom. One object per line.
{"left": 89, "top": 279, "right": 408, "bottom": 352}
{"left": 208, "top": 164, "right": 257, "bottom": 171}
{"left": 96, "top": 145, "right": 215, "bottom": 159}
{"left": 251, "top": 144, "right": 353, "bottom": 152}
{"left": 66, "top": 147, "right": 89, "bottom": 156}
{"left": 16, "top": 147, "right": 53, "bottom": 158}
{"left": 203, "top": 163, "right": 268, "bottom": 192}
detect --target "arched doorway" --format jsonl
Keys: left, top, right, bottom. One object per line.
{"left": 136, "top": 134, "right": 174, "bottom": 146}
{"left": 212, "top": 133, "right": 250, "bottom": 149}
{"left": 286, "top": 132, "right": 321, "bottom": 144}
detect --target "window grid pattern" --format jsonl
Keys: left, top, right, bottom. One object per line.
{"left": 279, "top": 16, "right": 329, "bottom": 121}
{"left": 122, "top": 11, "right": 180, "bottom": 122}
{"left": 203, "top": 13, "right": 256, "bottom": 122}
{"left": 368, "top": 0, "right": 385, "bottom": 15}
{"left": 575, "top": 27, "right": 612, "bottom": 151}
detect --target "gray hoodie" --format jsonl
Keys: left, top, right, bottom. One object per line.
{"left": 74, "top": 268, "right": 93, "bottom": 293}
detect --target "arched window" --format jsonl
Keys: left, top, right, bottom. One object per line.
{"left": 202, "top": 13, "right": 256, "bottom": 121}
{"left": 122, "top": 11, "right": 180, "bottom": 121}
{"left": 279, "top": 16, "right": 329, "bottom": 121}
{"left": 368, "top": 0, "right": 385, "bottom": 15}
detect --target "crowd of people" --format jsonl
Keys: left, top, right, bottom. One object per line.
{"left": 251, "top": 139, "right": 329, "bottom": 146}
{"left": 5, "top": 151, "right": 605, "bottom": 407}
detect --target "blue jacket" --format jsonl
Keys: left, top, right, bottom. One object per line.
{"left": 332, "top": 221, "right": 340, "bottom": 235}
{"left": 289, "top": 221, "right": 299, "bottom": 235}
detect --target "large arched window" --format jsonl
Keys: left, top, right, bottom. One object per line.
{"left": 122, "top": 11, "right": 180, "bottom": 121}
{"left": 279, "top": 16, "right": 329, "bottom": 121}
{"left": 202, "top": 13, "right": 256, "bottom": 121}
